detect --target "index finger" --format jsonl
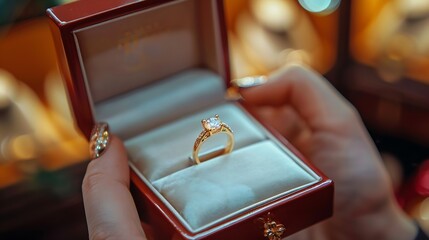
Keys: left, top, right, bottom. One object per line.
{"left": 241, "top": 65, "right": 359, "bottom": 132}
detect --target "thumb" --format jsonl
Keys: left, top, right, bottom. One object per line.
{"left": 82, "top": 130, "right": 146, "bottom": 240}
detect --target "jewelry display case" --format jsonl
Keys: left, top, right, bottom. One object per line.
{"left": 224, "top": 0, "right": 341, "bottom": 79}
{"left": 47, "top": 0, "right": 333, "bottom": 239}
{"left": 339, "top": 2, "right": 429, "bottom": 228}
{"left": 346, "top": 0, "right": 429, "bottom": 145}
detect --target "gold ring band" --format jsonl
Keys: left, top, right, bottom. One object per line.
{"left": 89, "top": 122, "right": 110, "bottom": 159}
{"left": 192, "top": 115, "right": 234, "bottom": 164}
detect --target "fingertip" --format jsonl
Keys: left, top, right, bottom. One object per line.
{"left": 85, "top": 133, "right": 130, "bottom": 188}
{"left": 240, "top": 65, "right": 302, "bottom": 106}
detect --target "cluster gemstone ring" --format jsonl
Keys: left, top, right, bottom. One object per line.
{"left": 89, "top": 122, "right": 110, "bottom": 159}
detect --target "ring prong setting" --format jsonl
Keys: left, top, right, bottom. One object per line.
{"left": 193, "top": 114, "right": 234, "bottom": 164}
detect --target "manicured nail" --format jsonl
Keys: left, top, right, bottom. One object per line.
{"left": 231, "top": 75, "right": 268, "bottom": 88}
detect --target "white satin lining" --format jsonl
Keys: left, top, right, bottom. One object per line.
{"left": 125, "top": 103, "right": 320, "bottom": 232}
{"left": 96, "top": 69, "right": 225, "bottom": 139}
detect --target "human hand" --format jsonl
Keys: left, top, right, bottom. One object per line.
{"left": 241, "top": 65, "right": 416, "bottom": 240}
{"left": 82, "top": 134, "right": 147, "bottom": 240}
{"left": 80, "top": 65, "right": 417, "bottom": 240}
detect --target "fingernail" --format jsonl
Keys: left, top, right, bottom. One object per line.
{"left": 89, "top": 122, "right": 110, "bottom": 160}
{"left": 226, "top": 75, "right": 268, "bottom": 100}
{"left": 231, "top": 75, "right": 268, "bottom": 88}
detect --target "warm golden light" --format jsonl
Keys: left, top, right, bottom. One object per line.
{"left": 0, "top": 69, "right": 18, "bottom": 106}
{"left": 251, "top": 0, "right": 296, "bottom": 32}
{"left": 351, "top": 0, "right": 429, "bottom": 83}
{"left": 9, "top": 134, "right": 37, "bottom": 161}
{"left": 397, "top": 0, "right": 429, "bottom": 18}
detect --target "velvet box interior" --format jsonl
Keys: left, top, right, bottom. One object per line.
{"left": 47, "top": 0, "right": 333, "bottom": 239}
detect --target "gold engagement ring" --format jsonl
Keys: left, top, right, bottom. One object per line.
{"left": 192, "top": 114, "right": 234, "bottom": 164}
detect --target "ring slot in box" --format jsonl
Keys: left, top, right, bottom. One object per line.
{"left": 125, "top": 102, "right": 267, "bottom": 181}
{"left": 47, "top": 0, "right": 334, "bottom": 239}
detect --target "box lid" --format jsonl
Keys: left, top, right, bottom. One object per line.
{"left": 47, "top": 0, "right": 231, "bottom": 138}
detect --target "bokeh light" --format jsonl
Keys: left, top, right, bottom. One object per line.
{"left": 298, "top": 0, "right": 341, "bottom": 14}
{"left": 9, "top": 134, "right": 37, "bottom": 161}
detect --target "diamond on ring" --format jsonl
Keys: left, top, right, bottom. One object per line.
{"left": 192, "top": 114, "right": 234, "bottom": 164}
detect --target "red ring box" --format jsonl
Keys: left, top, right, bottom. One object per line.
{"left": 47, "top": 1, "right": 333, "bottom": 239}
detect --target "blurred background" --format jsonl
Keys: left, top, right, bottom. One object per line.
{"left": 0, "top": 0, "right": 428, "bottom": 239}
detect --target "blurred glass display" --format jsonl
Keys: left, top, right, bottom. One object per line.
{"left": 349, "top": 0, "right": 429, "bottom": 230}
{"left": 225, "top": 0, "right": 340, "bottom": 78}
{"left": 350, "top": 0, "right": 429, "bottom": 83}
{"left": 0, "top": 0, "right": 86, "bottom": 190}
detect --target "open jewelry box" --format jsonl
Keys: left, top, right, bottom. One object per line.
{"left": 47, "top": 0, "right": 333, "bottom": 239}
